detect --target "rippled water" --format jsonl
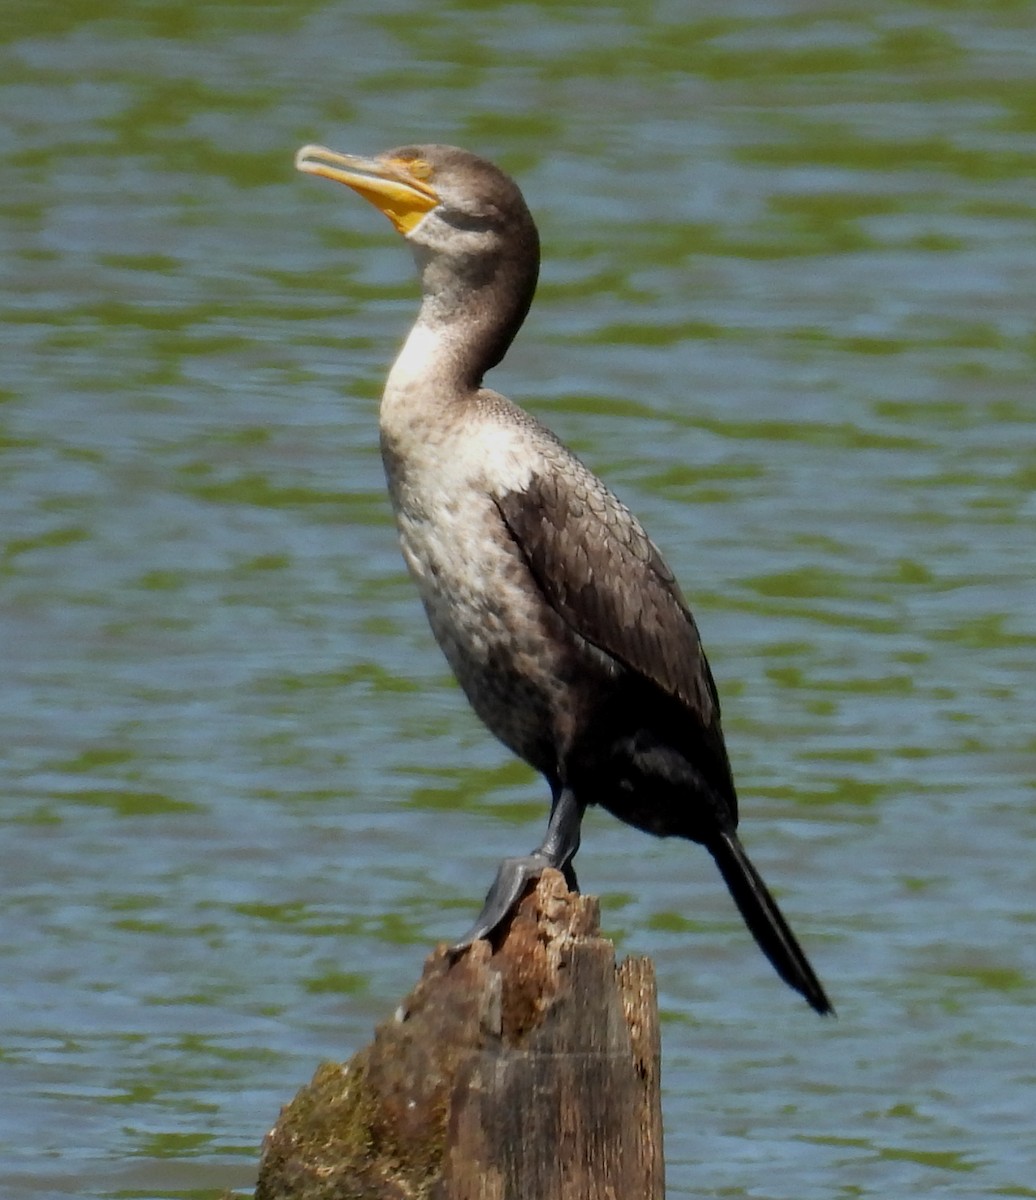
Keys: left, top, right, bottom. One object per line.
{"left": 3, "top": 2, "right": 1035, "bottom": 1197}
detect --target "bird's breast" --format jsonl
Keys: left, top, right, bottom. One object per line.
{"left": 379, "top": 422, "right": 598, "bottom": 774}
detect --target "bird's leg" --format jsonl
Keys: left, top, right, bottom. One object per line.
{"left": 450, "top": 787, "right": 585, "bottom": 954}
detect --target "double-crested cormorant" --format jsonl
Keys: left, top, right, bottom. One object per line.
{"left": 295, "top": 142, "right": 833, "bottom": 1015}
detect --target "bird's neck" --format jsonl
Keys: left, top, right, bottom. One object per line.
{"left": 383, "top": 245, "right": 537, "bottom": 417}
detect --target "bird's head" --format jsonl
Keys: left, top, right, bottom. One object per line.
{"left": 297, "top": 143, "right": 535, "bottom": 256}
{"left": 295, "top": 142, "right": 540, "bottom": 374}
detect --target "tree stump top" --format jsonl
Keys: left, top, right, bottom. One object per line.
{"left": 257, "top": 871, "right": 662, "bottom": 1200}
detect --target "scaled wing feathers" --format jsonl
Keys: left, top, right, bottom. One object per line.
{"left": 493, "top": 460, "right": 721, "bottom": 727}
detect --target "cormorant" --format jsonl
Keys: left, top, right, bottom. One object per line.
{"left": 295, "top": 142, "right": 833, "bottom": 1015}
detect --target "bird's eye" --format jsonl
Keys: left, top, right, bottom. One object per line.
{"left": 404, "top": 157, "right": 433, "bottom": 181}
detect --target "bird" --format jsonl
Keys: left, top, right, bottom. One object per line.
{"left": 294, "top": 142, "right": 833, "bottom": 1015}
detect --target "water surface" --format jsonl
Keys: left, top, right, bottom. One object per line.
{"left": 2, "top": 2, "right": 1035, "bottom": 1197}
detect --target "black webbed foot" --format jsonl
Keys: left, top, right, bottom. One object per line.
{"left": 448, "top": 852, "right": 553, "bottom": 955}
{"left": 448, "top": 786, "right": 585, "bottom": 958}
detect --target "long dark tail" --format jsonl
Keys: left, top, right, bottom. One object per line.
{"left": 708, "top": 830, "right": 834, "bottom": 1016}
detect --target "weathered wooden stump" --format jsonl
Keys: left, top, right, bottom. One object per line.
{"left": 256, "top": 869, "right": 663, "bottom": 1200}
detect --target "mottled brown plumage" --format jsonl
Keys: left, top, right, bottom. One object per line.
{"left": 296, "top": 141, "right": 832, "bottom": 1014}
{"left": 494, "top": 476, "right": 728, "bottom": 774}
